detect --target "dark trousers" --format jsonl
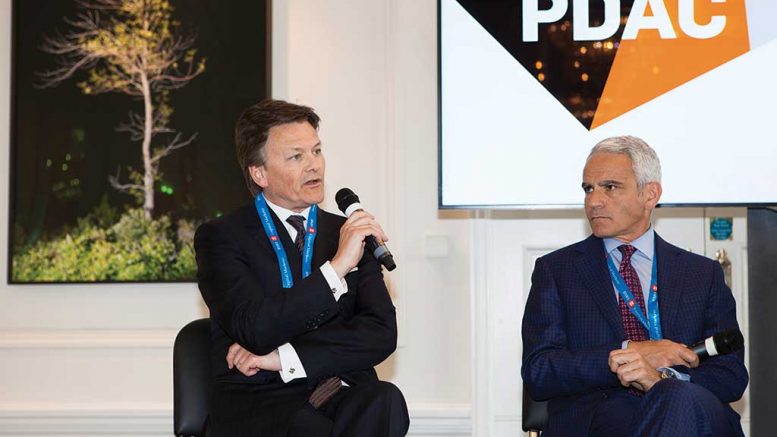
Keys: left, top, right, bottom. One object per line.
{"left": 589, "top": 379, "right": 744, "bottom": 437}
{"left": 207, "top": 380, "right": 408, "bottom": 437}
{"left": 287, "top": 381, "right": 409, "bottom": 437}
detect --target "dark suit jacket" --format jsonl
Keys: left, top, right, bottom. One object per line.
{"left": 195, "top": 203, "right": 397, "bottom": 435}
{"left": 521, "top": 233, "right": 748, "bottom": 437}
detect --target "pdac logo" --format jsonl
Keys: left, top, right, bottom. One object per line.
{"left": 454, "top": 0, "right": 752, "bottom": 129}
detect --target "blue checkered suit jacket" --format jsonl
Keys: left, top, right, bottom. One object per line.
{"left": 521, "top": 233, "right": 748, "bottom": 437}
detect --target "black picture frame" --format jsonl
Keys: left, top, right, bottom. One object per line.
{"left": 9, "top": 0, "right": 271, "bottom": 283}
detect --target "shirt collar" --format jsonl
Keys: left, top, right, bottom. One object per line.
{"left": 263, "top": 196, "right": 311, "bottom": 223}
{"left": 603, "top": 226, "right": 655, "bottom": 261}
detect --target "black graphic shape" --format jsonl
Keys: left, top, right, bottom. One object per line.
{"left": 454, "top": 0, "right": 635, "bottom": 129}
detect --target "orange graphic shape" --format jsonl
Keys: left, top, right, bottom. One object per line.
{"left": 591, "top": 0, "right": 750, "bottom": 130}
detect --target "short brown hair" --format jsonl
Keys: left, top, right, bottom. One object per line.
{"left": 234, "top": 99, "right": 321, "bottom": 197}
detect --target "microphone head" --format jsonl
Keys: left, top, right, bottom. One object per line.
{"left": 382, "top": 253, "right": 397, "bottom": 271}
{"left": 335, "top": 188, "right": 360, "bottom": 214}
{"left": 713, "top": 329, "right": 744, "bottom": 354}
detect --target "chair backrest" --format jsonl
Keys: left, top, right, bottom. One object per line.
{"left": 173, "top": 318, "right": 211, "bottom": 437}
{"left": 522, "top": 388, "right": 549, "bottom": 433}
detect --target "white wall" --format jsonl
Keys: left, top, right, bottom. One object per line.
{"left": 0, "top": 0, "right": 472, "bottom": 435}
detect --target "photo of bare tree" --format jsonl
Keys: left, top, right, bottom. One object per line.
{"left": 10, "top": 0, "right": 269, "bottom": 283}
{"left": 39, "top": 0, "right": 207, "bottom": 219}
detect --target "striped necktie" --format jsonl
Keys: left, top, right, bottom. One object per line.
{"left": 285, "top": 215, "right": 306, "bottom": 254}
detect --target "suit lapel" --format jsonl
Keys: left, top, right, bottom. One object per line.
{"left": 574, "top": 235, "right": 625, "bottom": 339}
{"left": 239, "top": 203, "right": 275, "bottom": 256}
{"left": 655, "top": 233, "right": 685, "bottom": 338}
{"left": 312, "top": 209, "right": 338, "bottom": 270}
{"left": 241, "top": 202, "right": 302, "bottom": 280}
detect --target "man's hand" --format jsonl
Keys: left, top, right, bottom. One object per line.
{"left": 609, "top": 349, "right": 662, "bottom": 392}
{"left": 330, "top": 210, "right": 389, "bottom": 278}
{"left": 626, "top": 339, "right": 699, "bottom": 369}
{"left": 226, "top": 343, "right": 281, "bottom": 376}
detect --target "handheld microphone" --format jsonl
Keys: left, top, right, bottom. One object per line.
{"left": 690, "top": 329, "right": 744, "bottom": 360}
{"left": 335, "top": 188, "right": 396, "bottom": 271}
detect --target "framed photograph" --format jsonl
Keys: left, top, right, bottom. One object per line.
{"left": 9, "top": 0, "right": 270, "bottom": 283}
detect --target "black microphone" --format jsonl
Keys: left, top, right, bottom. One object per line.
{"left": 690, "top": 329, "right": 744, "bottom": 360}
{"left": 335, "top": 188, "right": 396, "bottom": 271}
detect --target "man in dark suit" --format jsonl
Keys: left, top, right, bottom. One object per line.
{"left": 521, "top": 136, "right": 748, "bottom": 436}
{"left": 195, "top": 99, "right": 409, "bottom": 437}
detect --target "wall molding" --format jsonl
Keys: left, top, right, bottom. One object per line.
{"left": 0, "top": 329, "right": 176, "bottom": 349}
{"left": 0, "top": 404, "right": 471, "bottom": 436}
{"left": 407, "top": 404, "right": 472, "bottom": 435}
{"left": 1, "top": 405, "right": 745, "bottom": 437}
{"left": 0, "top": 407, "right": 171, "bottom": 436}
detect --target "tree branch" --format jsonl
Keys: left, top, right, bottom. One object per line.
{"left": 115, "top": 111, "right": 145, "bottom": 141}
{"left": 150, "top": 132, "right": 197, "bottom": 164}
{"left": 108, "top": 167, "right": 143, "bottom": 192}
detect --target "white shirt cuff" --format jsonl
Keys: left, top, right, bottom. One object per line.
{"left": 277, "top": 343, "right": 307, "bottom": 383}
{"left": 321, "top": 261, "right": 349, "bottom": 302}
{"left": 622, "top": 340, "right": 630, "bottom": 350}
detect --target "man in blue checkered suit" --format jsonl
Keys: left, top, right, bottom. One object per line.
{"left": 521, "top": 136, "right": 747, "bottom": 436}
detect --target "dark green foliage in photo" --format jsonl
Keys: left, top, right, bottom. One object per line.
{"left": 12, "top": 205, "right": 197, "bottom": 282}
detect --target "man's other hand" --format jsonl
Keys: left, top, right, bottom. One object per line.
{"left": 626, "top": 339, "right": 699, "bottom": 369}
{"left": 226, "top": 343, "right": 281, "bottom": 376}
{"left": 609, "top": 349, "right": 662, "bottom": 392}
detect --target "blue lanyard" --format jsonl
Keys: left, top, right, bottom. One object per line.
{"left": 254, "top": 193, "right": 318, "bottom": 288}
{"left": 606, "top": 250, "right": 662, "bottom": 340}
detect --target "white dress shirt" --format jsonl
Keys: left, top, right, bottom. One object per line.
{"left": 264, "top": 198, "right": 349, "bottom": 382}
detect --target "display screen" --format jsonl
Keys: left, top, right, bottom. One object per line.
{"left": 439, "top": 0, "right": 777, "bottom": 208}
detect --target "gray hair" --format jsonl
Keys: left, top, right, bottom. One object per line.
{"left": 587, "top": 135, "right": 661, "bottom": 188}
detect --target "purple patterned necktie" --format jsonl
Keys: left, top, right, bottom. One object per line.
{"left": 618, "top": 245, "right": 648, "bottom": 396}
{"left": 618, "top": 245, "right": 648, "bottom": 342}
{"left": 285, "top": 214, "right": 343, "bottom": 407}
{"left": 285, "top": 215, "right": 306, "bottom": 254}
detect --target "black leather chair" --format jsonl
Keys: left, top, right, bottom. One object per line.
{"left": 173, "top": 318, "right": 211, "bottom": 437}
{"left": 522, "top": 388, "right": 548, "bottom": 437}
